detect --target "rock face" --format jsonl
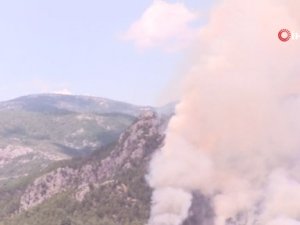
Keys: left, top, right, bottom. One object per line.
{"left": 20, "top": 111, "right": 165, "bottom": 211}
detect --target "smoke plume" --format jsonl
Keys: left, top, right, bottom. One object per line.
{"left": 147, "top": 0, "right": 300, "bottom": 225}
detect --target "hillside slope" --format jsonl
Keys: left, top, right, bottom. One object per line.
{"left": 0, "top": 94, "right": 146, "bottom": 186}
{"left": 0, "top": 111, "right": 165, "bottom": 225}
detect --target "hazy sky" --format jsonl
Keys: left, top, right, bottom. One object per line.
{"left": 0, "top": 0, "right": 213, "bottom": 106}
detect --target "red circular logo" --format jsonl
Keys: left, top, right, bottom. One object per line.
{"left": 278, "top": 29, "right": 291, "bottom": 42}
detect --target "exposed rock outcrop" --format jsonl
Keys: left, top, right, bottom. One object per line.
{"left": 20, "top": 111, "right": 165, "bottom": 211}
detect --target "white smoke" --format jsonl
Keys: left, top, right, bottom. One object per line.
{"left": 147, "top": 0, "right": 300, "bottom": 225}
{"left": 149, "top": 188, "right": 192, "bottom": 225}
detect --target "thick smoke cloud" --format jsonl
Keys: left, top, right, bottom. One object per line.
{"left": 147, "top": 0, "right": 300, "bottom": 225}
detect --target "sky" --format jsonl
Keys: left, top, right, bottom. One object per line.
{"left": 0, "top": 0, "right": 213, "bottom": 106}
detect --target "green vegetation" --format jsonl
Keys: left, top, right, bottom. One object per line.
{"left": 0, "top": 142, "right": 118, "bottom": 221}
{"left": 0, "top": 95, "right": 138, "bottom": 189}
{"left": 1, "top": 160, "right": 152, "bottom": 225}
{"left": 0, "top": 94, "right": 170, "bottom": 225}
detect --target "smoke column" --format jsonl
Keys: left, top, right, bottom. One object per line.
{"left": 147, "top": 0, "right": 300, "bottom": 225}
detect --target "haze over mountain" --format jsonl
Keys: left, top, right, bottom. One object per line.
{"left": 0, "top": 94, "right": 173, "bottom": 185}
{"left": 0, "top": 94, "right": 176, "bottom": 225}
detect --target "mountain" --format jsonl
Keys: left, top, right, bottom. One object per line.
{"left": 0, "top": 94, "right": 154, "bottom": 186}
{"left": 0, "top": 110, "right": 166, "bottom": 225}
{"left": 0, "top": 94, "right": 145, "bottom": 115}
{"left": 0, "top": 94, "right": 176, "bottom": 225}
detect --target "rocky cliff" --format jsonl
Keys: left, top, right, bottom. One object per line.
{"left": 1, "top": 110, "right": 165, "bottom": 225}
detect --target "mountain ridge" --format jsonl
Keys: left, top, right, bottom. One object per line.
{"left": 0, "top": 94, "right": 163, "bottom": 186}
{"left": 0, "top": 94, "right": 176, "bottom": 225}
{"left": 0, "top": 110, "right": 167, "bottom": 225}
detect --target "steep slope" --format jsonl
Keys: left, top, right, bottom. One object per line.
{"left": 0, "top": 111, "right": 166, "bottom": 225}
{"left": 0, "top": 94, "right": 145, "bottom": 185}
